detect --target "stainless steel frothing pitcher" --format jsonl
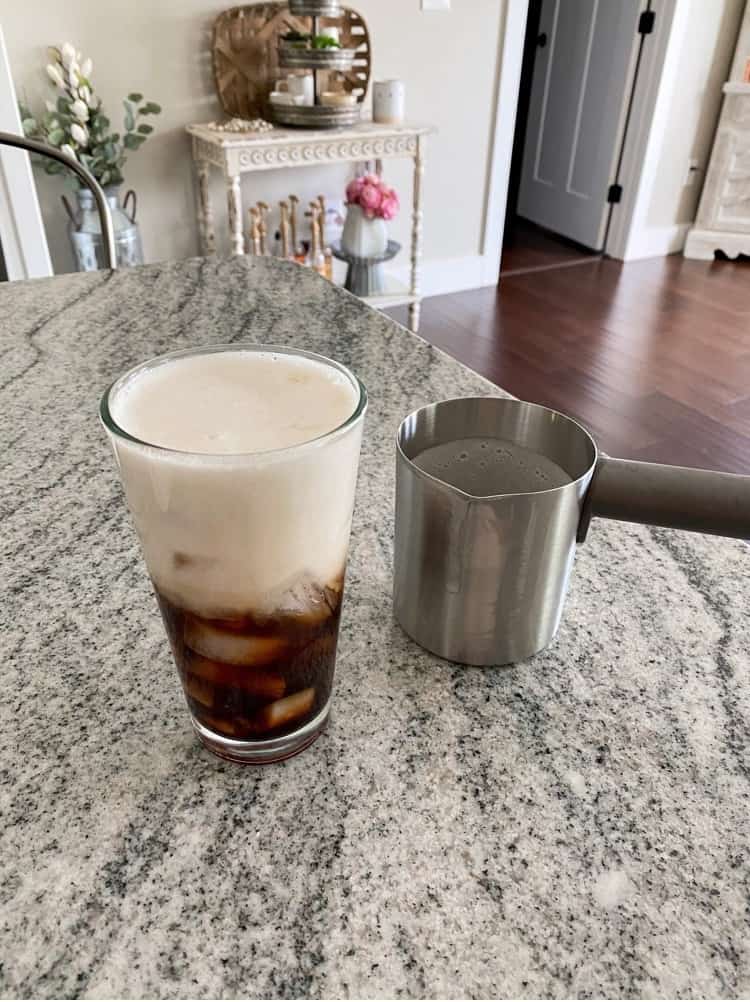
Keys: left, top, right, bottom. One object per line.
{"left": 393, "top": 398, "right": 750, "bottom": 666}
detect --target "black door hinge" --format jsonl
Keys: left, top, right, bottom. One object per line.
{"left": 607, "top": 183, "right": 623, "bottom": 204}
{"left": 638, "top": 10, "right": 655, "bottom": 34}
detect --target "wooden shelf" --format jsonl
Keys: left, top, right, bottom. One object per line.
{"left": 362, "top": 278, "right": 417, "bottom": 309}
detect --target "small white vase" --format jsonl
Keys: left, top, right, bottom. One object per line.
{"left": 341, "top": 203, "right": 388, "bottom": 258}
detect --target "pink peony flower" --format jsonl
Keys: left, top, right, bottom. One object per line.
{"left": 380, "top": 192, "right": 400, "bottom": 221}
{"left": 345, "top": 176, "right": 365, "bottom": 204}
{"left": 345, "top": 174, "right": 400, "bottom": 219}
{"left": 359, "top": 180, "right": 383, "bottom": 218}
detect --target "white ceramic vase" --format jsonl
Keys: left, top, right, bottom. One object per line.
{"left": 341, "top": 204, "right": 388, "bottom": 258}
{"left": 373, "top": 79, "right": 405, "bottom": 124}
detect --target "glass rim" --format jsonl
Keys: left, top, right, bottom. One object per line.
{"left": 99, "top": 342, "right": 368, "bottom": 459}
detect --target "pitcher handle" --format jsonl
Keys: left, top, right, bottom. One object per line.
{"left": 578, "top": 456, "right": 750, "bottom": 543}
{"left": 123, "top": 189, "right": 137, "bottom": 223}
{"left": 61, "top": 194, "right": 78, "bottom": 229}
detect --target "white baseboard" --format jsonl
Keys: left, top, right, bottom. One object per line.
{"left": 617, "top": 222, "right": 691, "bottom": 261}
{"left": 684, "top": 227, "right": 750, "bottom": 260}
{"left": 388, "top": 253, "right": 492, "bottom": 298}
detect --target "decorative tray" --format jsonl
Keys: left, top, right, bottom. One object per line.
{"left": 278, "top": 44, "right": 356, "bottom": 71}
{"left": 269, "top": 103, "right": 361, "bottom": 128}
{"left": 289, "top": 0, "right": 343, "bottom": 16}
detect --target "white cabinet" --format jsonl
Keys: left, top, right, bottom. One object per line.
{"left": 684, "top": 5, "right": 750, "bottom": 259}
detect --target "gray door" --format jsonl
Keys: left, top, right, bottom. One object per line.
{"left": 517, "top": 0, "right": 643, "bottom": 250}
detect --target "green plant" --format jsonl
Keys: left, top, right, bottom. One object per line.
{"left": 311, "top": 35, "right": 342, "bottom": 49}
{"left": 280, "top": 31, "right": 341, "bottom": 49}
{"left": 19, "top": 42, "right": 161, "bottom": 187}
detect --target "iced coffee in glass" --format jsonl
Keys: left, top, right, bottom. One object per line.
{"left": 100, "top": 344, "right": 367, "bottom": 763}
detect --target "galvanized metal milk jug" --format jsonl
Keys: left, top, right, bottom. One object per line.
{"left": 64, "top": 186, "right": 144, "bottom": 271}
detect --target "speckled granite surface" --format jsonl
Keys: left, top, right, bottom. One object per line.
{"left": 1, "top": 256, "right": 748, "bottom": 999}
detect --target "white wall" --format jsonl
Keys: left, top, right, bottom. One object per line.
{"left": 729, "top": 1, "right": 750, "bottom": 79}
{"left": 3, "top": 0, "right": 503, "bottom": 288}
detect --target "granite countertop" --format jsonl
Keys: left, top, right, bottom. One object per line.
{"left": 1, "top": 257, "right": 748, "bottom": 999}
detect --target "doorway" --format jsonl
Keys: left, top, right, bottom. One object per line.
{"left": 500, "top": 0, "right": 654, "bottom": 276}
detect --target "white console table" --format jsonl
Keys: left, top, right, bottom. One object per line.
{"left": 186, "top": 120, "right": 432, "bottom": 332}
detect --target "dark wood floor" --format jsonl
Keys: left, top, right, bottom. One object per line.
{"left": 388, "top": 253, "right": 750, "bottom": 473}
{"left": 500, "top": 218, "right": 598, "bottom": 275}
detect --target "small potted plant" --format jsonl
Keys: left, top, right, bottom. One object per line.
{"left": 311, "top": 34, "right": 342, "bottom": 49}
{"left": 341, "top": 173, "right": 400, "bottom": 258}
{"left": 20, "top": 42, "right": 161, "bottom": 270}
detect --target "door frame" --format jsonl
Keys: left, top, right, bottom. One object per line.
{"left": 604, "top": 0, "right": 687, "bottom": 259}
{"left": 0, "top": 23, "right": 52, "bottom": 280}
{"left": 482, "top": 0, "right": 680, "bottom": 281}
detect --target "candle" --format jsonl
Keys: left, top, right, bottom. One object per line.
{"left": 373, "top": 80, "right": 405, "bottom": 124}
{"left": 279, "top": 201, "right": 290, "bottom": 259}
{"left": 321, "top": 91, "right": 357, "bottom": 107}
{"left": 289, "top": 195, "right": 299, "bottom": 255}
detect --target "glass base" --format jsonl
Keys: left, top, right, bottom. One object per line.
{"left": 190, "top": 701, "right": 330, "bottom": 764}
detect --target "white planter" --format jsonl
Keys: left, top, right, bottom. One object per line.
{"left": 341, "top": 203, "right": 388, "bottom": 258}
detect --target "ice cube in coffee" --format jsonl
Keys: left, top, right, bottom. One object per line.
{"left": 157, "top": 577, "right": 342, "bottom": 741}
{"left": 101, "top": 345, "right": 366, "bottom": 764}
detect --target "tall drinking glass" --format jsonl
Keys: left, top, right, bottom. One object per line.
{"left": 100, "top": 344, "right": 367, "bottom": 764}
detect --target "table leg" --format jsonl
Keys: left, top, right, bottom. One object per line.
{"left": 197, "top": 161, "right": 216, "bottom": 255}
{"left": 227, "top": 173, "right": 245, "bottom": 256}
{"left": 408, "top": 135, "right": 425, "bottom": 333}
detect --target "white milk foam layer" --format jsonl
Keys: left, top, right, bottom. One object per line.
{"left": 113, "top": 350, "right": 358, "bottom": 454}
{"left": 110, "top": 350, "right": 363, "bottom": 616}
